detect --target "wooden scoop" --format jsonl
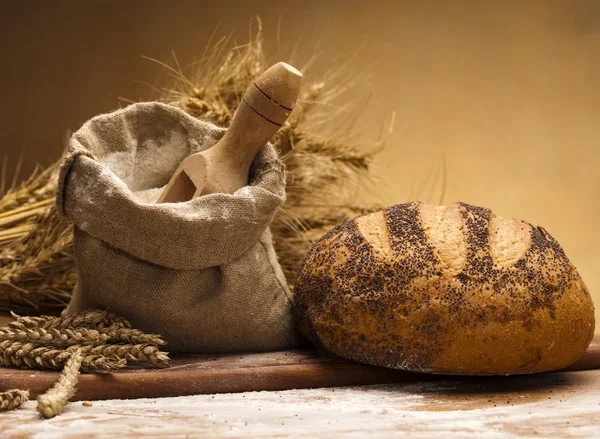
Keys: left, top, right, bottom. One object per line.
{"left": 157, "top": 62, "right": 303, "bottom": 203}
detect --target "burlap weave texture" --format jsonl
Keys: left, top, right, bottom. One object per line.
{"left": 56, "top": 102, "right": 297, "bottom": 353}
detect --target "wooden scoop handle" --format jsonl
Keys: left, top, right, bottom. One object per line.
{"left": 157, "top": 62, "right": 302, "bottom": 203}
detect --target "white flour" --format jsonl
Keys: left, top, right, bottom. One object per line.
{"left": 2, "top": 371, "right": 599, "bottom": 439}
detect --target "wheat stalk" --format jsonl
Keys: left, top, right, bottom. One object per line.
{"left": 0, "top": 310, "right": 170, "bottom": 418}
{"left": 0, "top": 205, "right": 75, "bottom": 315}
{"left": 9, "top": 309, "right": 131, "bottom": 330}
{"left": 0, "top": 389, "right": 30, "bottom": 412}
{"left": 0, "top": 310, "right": 169, "bottom": 371}
{"left": 36, "top": 349, "right": 83, "bottom": 418}
{"left": 0, "top": 21, "right": 383, "bottom": 314}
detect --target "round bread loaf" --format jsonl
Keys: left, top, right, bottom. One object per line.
{"left": 294, "top": 202, "right": 595, "bottom": 375}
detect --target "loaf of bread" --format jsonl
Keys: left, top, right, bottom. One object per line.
{"left": 294, "top": 202, "right": 595, "bottom": 375}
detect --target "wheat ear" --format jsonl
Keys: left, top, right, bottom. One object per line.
{"left": 0, "top": 389, "right": 30, "bottom": 411}
{"left": 36, "top": 349, "right": 83, "bottom": 418}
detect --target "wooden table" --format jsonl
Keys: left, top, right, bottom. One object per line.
{"left": 1, "top": 312, "right": 598, "bottom": 437}
{"left": 2, "top": 368, "right": 599, "bottom": 438}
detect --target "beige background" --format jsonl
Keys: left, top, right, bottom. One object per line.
{"left": 1, "top": 1, "right": 599, "bottom": 323}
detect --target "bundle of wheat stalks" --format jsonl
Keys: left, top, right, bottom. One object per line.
{"left": 0, "top": 310, "right": 169, "bottom": 371}
{"left": 0, "top": 309, "right": 170, "bottom": 416}
{"left": 0, "top": 24, "right": 382, "bottom": 316}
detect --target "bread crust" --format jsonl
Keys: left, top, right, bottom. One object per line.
{"left": 294, "top": 202, "right": 595, "bottom": 375}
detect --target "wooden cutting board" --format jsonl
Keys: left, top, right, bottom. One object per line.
{"left": 1, "top": 337, "right": 598, "bottom": 401}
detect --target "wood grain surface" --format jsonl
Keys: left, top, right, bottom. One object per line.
{"left": 1, "top": 336, "right": 598, "bottom": 401}
{"left": 1, "top": 369, "right": 600, "bottom": 438}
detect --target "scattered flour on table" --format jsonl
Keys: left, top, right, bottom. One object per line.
{"left": 2, "top": 375, "right": 599, "bottom": 439}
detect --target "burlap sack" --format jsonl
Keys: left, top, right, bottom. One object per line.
{"left": 56, "top": 102, "right": 298, "bottom": 353}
